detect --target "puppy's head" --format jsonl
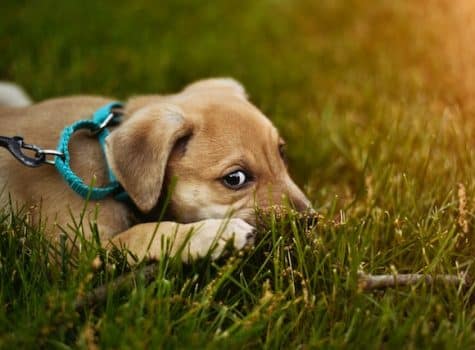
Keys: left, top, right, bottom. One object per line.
{"left": 106, "top": 78, "right": 312, "bottom": 224}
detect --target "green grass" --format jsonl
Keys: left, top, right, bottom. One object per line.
{"left": 1, "top": 0, "right": 475, "bottom": 348}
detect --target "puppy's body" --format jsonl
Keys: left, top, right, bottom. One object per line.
{"left": 0, "top": 79, "right": 311, "bottom": 261}
{"left": 0, "top": 96, "right": 131, "bottom": 240}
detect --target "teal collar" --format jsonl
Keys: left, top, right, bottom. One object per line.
{"left": 54, "top": 102, "right": 128, "bottom": 201}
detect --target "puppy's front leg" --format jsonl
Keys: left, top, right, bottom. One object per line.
{"left": 105, "top": 218, "right": 255, "bottom": 263}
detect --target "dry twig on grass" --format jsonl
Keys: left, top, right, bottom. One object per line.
{"left": 74, "top": 264, "right": 159, "bottom": 310}
{"left": 358, "top": 272, "right": 471, "bottom": 291}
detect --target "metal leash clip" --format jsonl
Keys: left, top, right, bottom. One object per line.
{"left": 0, "top": 136, "right": 64, "bottom": 167}
{"left": 93, "top": 107, "right": 123, "bottom": 134}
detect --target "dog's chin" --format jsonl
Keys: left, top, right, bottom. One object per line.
{"left": 169, "top": 206, "right": 258, "bottom": 226}
{"left": 229, "top": 207, "right": 258, "bottom": 225}
{"left": 169, "top": 204, "right": 316, "bottom": 227}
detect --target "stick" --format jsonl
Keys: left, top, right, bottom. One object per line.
{"left": 358, "top": 272, "right": 471, "bottom": 291}
{"left": 74, "top": 263, "right": 159, "bottom": 310}
{"left": 75, "top": 268, "right": 471, "bottom": 310}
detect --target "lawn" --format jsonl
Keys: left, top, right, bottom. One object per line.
{"left": 1, "top": 0, "right": 475, "bottom": 348}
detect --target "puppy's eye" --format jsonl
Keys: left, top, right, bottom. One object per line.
{"left": 279, "top": 143, "right": 288, "bottom": 163}
{"left": 222, "top": 170, "right": 249, "bottom": 190}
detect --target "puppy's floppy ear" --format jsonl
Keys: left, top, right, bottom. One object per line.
{"left": 183, "top": 78, "right": 248, "bottom": 100}
{"left": 105, "top": 103, "right": 192, "bottom": 213}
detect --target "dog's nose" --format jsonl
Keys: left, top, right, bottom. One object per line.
{"left": 290, "top": 195, "right": 314, "bottom": 213}
{"left": 285, "top": 178, "right": 314, "bottom": 213}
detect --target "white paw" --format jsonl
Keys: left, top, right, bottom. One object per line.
{"left": 182, "top": 218, "right": 255, "bottom": 262}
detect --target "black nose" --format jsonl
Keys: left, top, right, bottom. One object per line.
{"left": 290, "top": 195, "right": 313, "bottom": 213}
{"left": 288, "top": 196, "right": 318, "bottom": 229}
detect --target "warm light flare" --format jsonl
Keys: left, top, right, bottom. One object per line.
{"left": 414, "top": 0, "right": 475, "bottom": 111}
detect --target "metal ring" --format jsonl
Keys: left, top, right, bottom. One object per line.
{"left": 97, "top": 112, "right": 116, "bottom": 131}
{"left": 21, "top": 141, "right": 43, "bottom": 154}
{"left": 37, "top": 149, "right": 65, "bottom": 165}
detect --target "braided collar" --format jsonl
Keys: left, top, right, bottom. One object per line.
{"left": 54, "top": 102, "right": 128, "bottom": 201}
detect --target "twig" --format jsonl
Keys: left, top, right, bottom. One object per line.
{"left": 76, "top": 262, "right": 472, "bottom": 310}
{"left": 358, "top": 272, "right": 471, "bottom": 291}
{"left": 74, "top": 263, "right": 159, "bottom": 310}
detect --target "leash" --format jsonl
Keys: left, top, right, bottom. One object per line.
{"left": 0, "top": 102, "right": 127, "bottom": 201}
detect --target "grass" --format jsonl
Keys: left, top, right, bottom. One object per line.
{"left": 1, "top": 0, "right": 475, "bottom": 348}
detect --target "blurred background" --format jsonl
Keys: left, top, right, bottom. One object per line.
{"left": 1, "top": 0, "right": 474, "bottom": 211}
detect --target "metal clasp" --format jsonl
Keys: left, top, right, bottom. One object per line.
{"left": 0, "top": 136, "right": 64, "bottom": 167}
{"left": 97, "top": 112, "right": 116, "bottom": 131}
{"left": 37, "top": 149, "right": 65, "bottom": 165}
{"left": 93, "top": 108, "right": 123, "bottom": 134}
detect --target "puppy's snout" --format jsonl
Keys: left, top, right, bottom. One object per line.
{"left": 285, "top": 183, "right": 318, "bottom": 229}
{"left": 290, "top": 194, "right": 313, "bottom": 213}
{"left": 286, "top": 178, "right": 313, "bottom": 213}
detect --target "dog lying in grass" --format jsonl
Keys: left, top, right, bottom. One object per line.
{"left": 0, "top": 78, "right": 313, "bottom": 262}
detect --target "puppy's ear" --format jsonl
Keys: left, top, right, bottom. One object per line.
{"left": 183, "top": 78, "right": 248, "bottom": 100}
{"left": 105, "top": 103, "right": 192, "bottom": 213}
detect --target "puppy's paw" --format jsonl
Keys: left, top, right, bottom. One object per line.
{"left": 182, "top": 218, "right": 255, "bottom": 262}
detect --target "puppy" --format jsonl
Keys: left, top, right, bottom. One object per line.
{"left": 0, "top": 78, "right": 312, "bottom": 262}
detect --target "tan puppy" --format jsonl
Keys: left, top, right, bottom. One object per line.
{"left": 0, "top": 78, "right": 312, "bottom": 262}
